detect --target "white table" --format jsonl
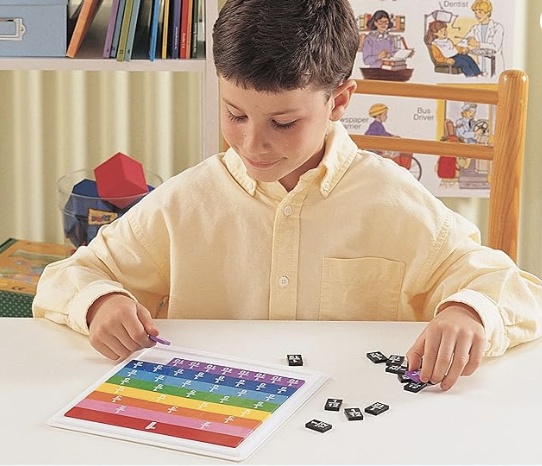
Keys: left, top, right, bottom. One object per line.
{"left": 1, "top": 318, "right": 541, "bottom": 465}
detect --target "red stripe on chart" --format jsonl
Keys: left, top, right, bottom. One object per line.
{"left": 65, "top": 406, "right": 244, "bottom": 448}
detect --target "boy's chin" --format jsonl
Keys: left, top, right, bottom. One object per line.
{"left": 246, "top": 169, "right": 281, "bottom": 183}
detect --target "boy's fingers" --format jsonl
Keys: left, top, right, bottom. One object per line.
{"left": 135, "top": 304, "right": 160, "bottom": 347}
{"left": 406, "top": 333, "right": 425, "bottom": 370}
{"left": 91, "top": 335, "right": 131, "bottom": 361}
{"left": 136, "top": 304, "right": 158, "bottom": 333}
{"left": 439, "top": 336, "right": 472, "bottom": 390}
{"left": 461, "top": 336, "right": 485, "bottom": 376}
{"left": 418, "top": 332, "right": 442, "bottom": 383}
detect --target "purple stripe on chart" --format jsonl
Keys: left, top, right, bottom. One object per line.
{"left": 167, "top": 358, "right": 304, "bottom": 387}
{"left": 77, "top": 399, "right": 254, "bottom": 438}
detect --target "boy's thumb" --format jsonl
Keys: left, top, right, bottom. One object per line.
{"left": 136, "top": 303, "right": 158, "bottom": 335}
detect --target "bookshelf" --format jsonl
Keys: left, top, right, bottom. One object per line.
{"left": 0, "top": 0, "right": 220, "bottom": 156}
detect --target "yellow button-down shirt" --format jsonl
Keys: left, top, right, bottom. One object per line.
{"left": 33, "top": 122, "right": 542, "bottom": 356}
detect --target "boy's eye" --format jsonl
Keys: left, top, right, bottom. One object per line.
{"left": 272, "top": 120, "right": 296, "bottom": 130}
{"left": 227, "top": 110, "right": 246, "bottom": 122}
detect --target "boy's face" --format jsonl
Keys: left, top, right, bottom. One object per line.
{"left": 219, "top": 77, "right": 337, "bottom": 191}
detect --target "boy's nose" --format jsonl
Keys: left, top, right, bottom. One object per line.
{"left": 243, "top": 126, "right": 270, "bottom": 154}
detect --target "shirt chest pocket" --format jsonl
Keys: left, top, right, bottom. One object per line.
{"left": 319, "top": 257, "right": 405, "bottom": 321}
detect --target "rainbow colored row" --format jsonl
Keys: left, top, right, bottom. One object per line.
{"left": 65, "top": 358, "right": 305, "bottom": 448}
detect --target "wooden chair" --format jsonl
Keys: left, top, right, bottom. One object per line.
{"left": 349, "top": 70, "right": 529, "bottom": 262}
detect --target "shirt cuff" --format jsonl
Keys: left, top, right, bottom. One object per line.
{"left": 436, "top": 289, "right": 509, "bottom": 356}
{"left": 67, "top": 281, "right": 137, "bottom": 336}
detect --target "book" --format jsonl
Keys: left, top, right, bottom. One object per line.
{"left": 128, "top": 0, "right": 154, "bottom": 60}
{"left": 102, "top": 0, "right": 122, "bottom": 58}
{"left": 124, "top": 0, "right": 143, "bottom": 61}
{"left": 179, "top": 0, "right": 192, "bottom": 59}
{"left": 110, "top": 0, "right": 128, "bottom": 57}
{"left": 0, "top": 238, "right": 67, "bottom": 317}
{"left": 381, "top": 59, "right": 406, "bottom": 67}
{"left": 161, "top": 0, "right": 170, "bottom": 58}
{"left": 381, "top": 63, "right": 407, "bottom": 71}
{"left": 148, "top": 0, "right": 162, "bottom": 60}
{"left": 66, "top": 0, "right": 104, "bottom": 58}
{"left": 67, "top": 0, "right": 85, "bottom": 40}
{"left": 193, "top": 0, "right": 205, "bottom": 58}
{"left": 116, "top": 0, "right": 135, "bottom": 61}
{"left": 189, "top": 0, "right": 199, "bottom": 58}
{"left": 169, "top": 0, "right": 182, "bottom": 59}
{"left": 392, "top": 48, "right": 412, "bottom": 59}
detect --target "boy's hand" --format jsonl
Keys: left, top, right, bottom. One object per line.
{"left": 406, "top": 304, "right": 485, "bottom": 391}
{"left": 87, "top": 293, "right": 159, "bottom": 360}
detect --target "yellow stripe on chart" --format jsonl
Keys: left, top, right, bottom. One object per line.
{"left": 96, "top": 383, "right": 271, "bottom": 421}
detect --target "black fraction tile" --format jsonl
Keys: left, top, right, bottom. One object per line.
{"left": 397, "top": 373, "right": 410, "bottom": 383}
{"left": 366, "top": 351, "right": 388, "bottom": 364}
{"left": 364, "top": 402, "right": 390, "bottom": 416}
{"left": 287, "top": 354, "right": 303, "bottom": 366}
{"left": 305, "top": 419, "right": 332, "bottom": 433}
{"left": 404, "top": 381, "right": 428, "bottom": 393}
{"left": 386, "top": 354, "right": 405, "bottom": 366}
{"left": 324, "top": 398, "right": 343, "bottom": 411}
{"left": 385, "top": 364, "right": 406, "bottom": 375}
{"left": 344, "top": 407, "right": 364, "bottom": 421}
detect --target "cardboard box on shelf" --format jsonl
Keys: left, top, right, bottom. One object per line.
{"left": 0, "top": 0, "right": 68, "bottom": 57}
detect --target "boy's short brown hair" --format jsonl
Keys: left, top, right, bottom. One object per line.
{"left": 212, "top": 0, "right": 359, "bottom": 93}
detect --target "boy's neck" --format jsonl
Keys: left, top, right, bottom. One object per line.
{"left": 279, "top": 146, "right": 326, "bottom": 192}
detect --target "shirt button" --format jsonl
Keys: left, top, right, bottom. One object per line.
{"left": 246, "top": 181, "right": 254, "bottom": 190}
{"left": 278, "top": 276, "right": 289, "bottom": 288}
{"left": 323, "top": 180, "right": 331, "bottom": 191}
{"left": 283, "top": 205, "right": 293, "bottom": 216}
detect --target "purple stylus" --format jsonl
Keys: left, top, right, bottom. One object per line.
{"left": 148, "top": 334, "right": 171, "bottom": 345}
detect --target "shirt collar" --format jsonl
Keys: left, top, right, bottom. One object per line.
{"left": 223, "top": 121, "right": 359, "bottom": 198}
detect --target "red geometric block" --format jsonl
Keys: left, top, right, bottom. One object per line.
{"left": 94, "top": 152, "right": 148, "bottom": 209}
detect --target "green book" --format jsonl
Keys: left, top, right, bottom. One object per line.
{"left": 116, "top": 0, "right": 135, "bottom": 61}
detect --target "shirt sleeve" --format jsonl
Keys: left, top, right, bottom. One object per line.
{"left": 32, "top": 199, "right": 170, "bottom": 335}
{"left": 417, "top": 210, "right": 542, "bottom": 357}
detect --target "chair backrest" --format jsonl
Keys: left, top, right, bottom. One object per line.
{"left": 349, "top": 70, "right": 529, "bottom": 262}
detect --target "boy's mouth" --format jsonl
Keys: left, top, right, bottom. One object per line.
{"left": 244, "top": 157, "right": 281, "bottom": 169}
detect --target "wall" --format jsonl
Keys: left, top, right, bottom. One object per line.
{"left": 0, "top": 70, "right": 203, "bottom": 244}
{"left": 519, "top": 0, "right": 542, "bottom": 276}
{"left": 0, "top": 4, "right": 540, "bottom": 276}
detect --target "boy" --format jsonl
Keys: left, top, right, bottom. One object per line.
{"left": 33, "top": 0, "right": 542, "bottom": 392}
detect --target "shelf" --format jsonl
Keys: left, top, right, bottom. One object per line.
{"left": 0, "top": 56, "right": 207, "bottom": 72}
{"left": 0, "top": 0, "right": 220, "bottom": 156}
{"left": 0, "top": 0, "right": 207, "bottom": 73}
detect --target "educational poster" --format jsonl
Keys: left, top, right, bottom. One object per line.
{"left": 48, "top": 346, "right": 328, "bottom": 462}
{"left": 344, "top": 0, "right": 519, "bottom": 197}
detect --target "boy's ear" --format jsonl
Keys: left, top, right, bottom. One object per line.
{"left": 330, "top": 79, "right": 357, "bottom": 121}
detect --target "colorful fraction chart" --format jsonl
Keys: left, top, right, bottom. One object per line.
{"left": 48, "top": 346, "right": 328, "bottom": 461}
